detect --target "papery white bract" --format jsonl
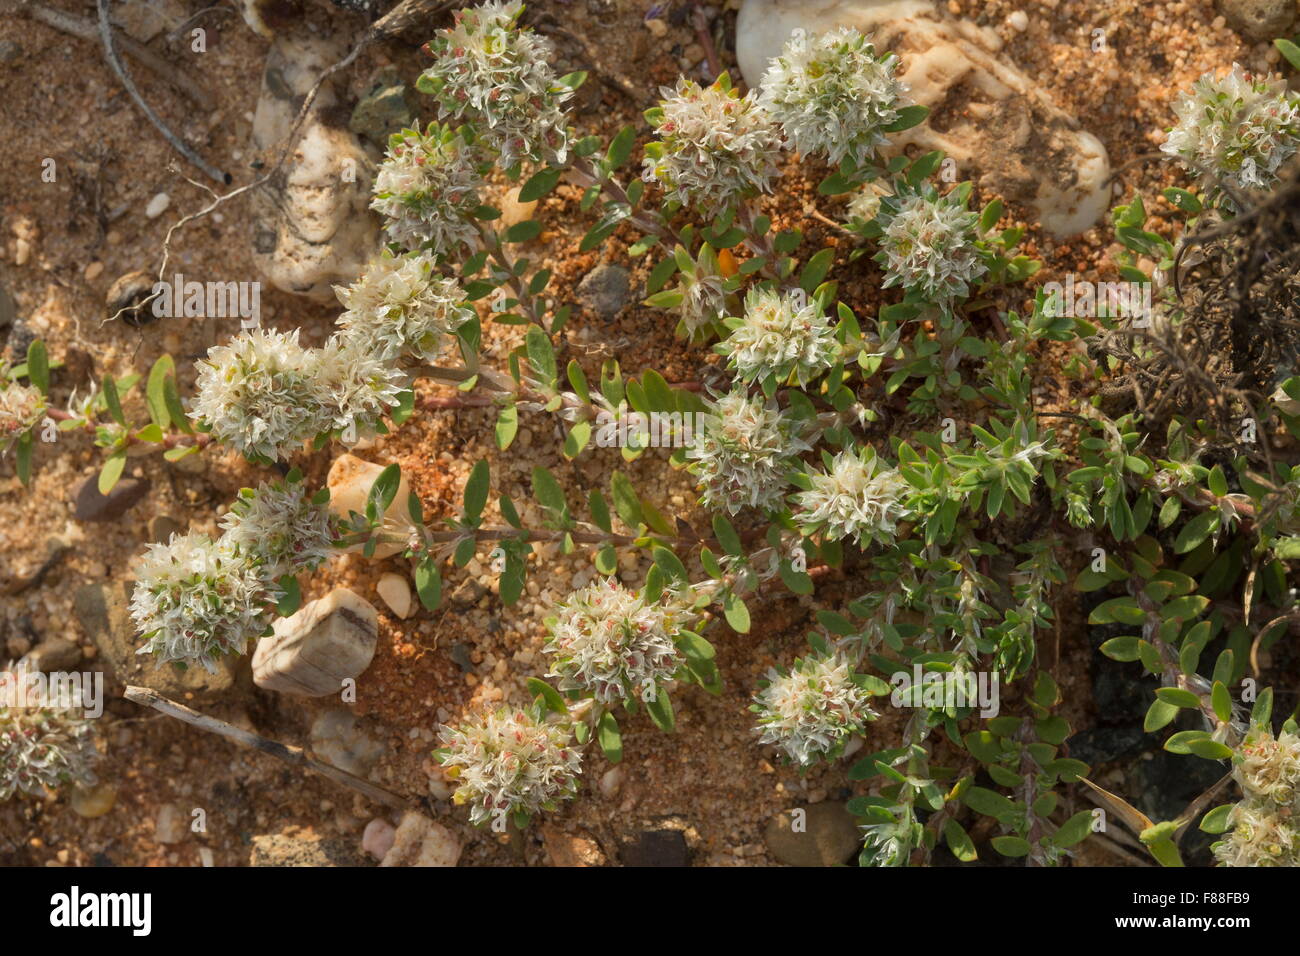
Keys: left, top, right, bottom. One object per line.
{"left": 130, "top": 532, "right": 267, "bottom": 671}
{"left": 1163, "top": 64, "right": 1300, "bottom": 201}
{"left": 190, "top": 328, "right": 331, "bottom": 462}
{"left": 878, "top": 191, "right": 987, "bottom": 305}
{"left": 372, "top": 123, "right": 484, "bottom": 254}
{"left": 753, "top": 649, "right": 875, "bottom": 766}
{"left": 687, "top": 389, "right": 810, "bottom": 515}
{"left": 759, "top": 27, "right": 905, "bottom": 168}
{"left": 315, "top": 333, "right": 408, "bottom": 441}
{"left": 419, "top": 1, "right": 575, "bottom": 168}
{"left": 642, "top": 74, "right": 782, "bottom": 216}
{"left": 718, "top": 287, "right": 837, "bottom": 387}
{"left": 0, "top": 380, "right": 44, "bottom": 454}
{"left": 544, "top": 578, "right": 687, "bottom": 704}
{"left": 335, "top": 250, "right": 474, "bottom": 363}
{"left": 0, "top": 661, "right": 99, "bottom": 801}
{"left": 219, "top": 478, "right": 335, "bottom": 588}
{"left": 796, "top": 447, "right": 911, "bottom": 545}
{"left": 436, "top": 706, "right": 582, "bottom": 826}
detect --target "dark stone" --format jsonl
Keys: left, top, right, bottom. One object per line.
{"left": 764, "top": 802, "right": 862, "bottom": 866}
{"left": 0, "top": 284, "right": 15, "bottom": 330}
{"left": 1066, "top": 726, "right": 1155, "bottom": 768}
{"left": 1124, "top": 750, "right": 1228, "bottom": 866}
{"left": 72, "top": 474, "right": 150, "bottom": 522}
{"left": 4, "top": 316, "right": 36, "bottom": 364}
{"left": 576, "top": 264, "right": 632, "bottom": 321}
{"left": 0, "top": 40, "right": 18, "bottom": 65}
{"left": 620, "top": 829, "right": 689, "bottom": 867}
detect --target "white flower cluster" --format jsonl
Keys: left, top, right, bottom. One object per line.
{"left": 1215, "top": 728, "right": 1300, "bottom": 866}
{"left": 878, "top": 192, "right": 987, "bottom": 305}
{"left": 544, "top": 578, "right": 688, "bottom": 704}
{"left": 219, "top": 479, "right": 335, "bottom": 588}
{"left": 437, "top": 706, "right": 582, "bottom": 826}
{"left": 642, "top": 76, "right": 783, "bottom": 215}
{"left": 419, "top": 1, "right": 574, "bottom": 167}
{"left": 752, "top": 649, "right": 875, "bottom": 766}
{"left": 758, "top": 27, "right": 905, "bottom": 168}
{"left": 0, "top": 662, "right": 98, "bottom": 801}
{"left": 687, "top": 389, "right": 810, "bottom": 514}
{"left": 718, "top": 287, "right": 838, "bottom": 387}
{"left": 846, "top": 181, "right": 891, "bottom": 225}
{"left": 797, "top": 448, "right": 911, "bottom": 545}
{"left": 130, "top": 532, "right": 267, "bottom": 671}
{"left": 1163, "top": 65, "right": 1300, "bottom": 199}
{"left": 677, "top": 261, "right": 730, "bottom": 340}
{"left": 0, "top": 381, "right": 44, "bottom": 453}
{"left": 335, "top": 251, "right": 474, "bottom": 363}
{"left": 190, "top": 328, "right": 404, "bottom": 461}
{"left": 371, "top": 123, "right": 483, "bottom": 254}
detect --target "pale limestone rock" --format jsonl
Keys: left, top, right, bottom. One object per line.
{"left": 252, "top": 588, "right": 377, "bottom": 696}
{"left": 250, "top": 28, "right": 380, "bottom": 300}
{"left": 327, "top": 454, "right": 418, "bottom": 559}
{"left": 310, "top": 709, "right": 384, "bottom": 776}
{"left": 735, "top": 0, "right": 1111, "bottom": 236}
{"left": 380, "top": 811, "right": 462, "bottom": 867}
{"left": 363, "top": 818, "right": 397, "bottom": 860}
{"left": 376, "top": 572, "right": 413, "bottom": 619}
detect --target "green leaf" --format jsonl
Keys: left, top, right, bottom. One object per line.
{"left": 1199, "top": 804, "right": 1234, "bottom": 834}
{"left": 518, "top": 166, "right": 562, "bottom": 202}
{"left": 1276, "top": 37, "right": 1300, "bottom": 71}
{"left": 463, "top": 460, "right": 490, "bottom": 521}
{"left": 26, "top": 341, "right": 48, "bottom": 394}
{"left": 495, "top": 402, "right": 519, "bottom": 450}
{"left": 145, "top": 355, "right": 174, "bottom": 430}
{"left": 1211, "top": 681, "right": 1232, "bottom": 724}
{"left": 1144, "top": 698, "right": 1179, "bottom": 731}
{"left": 799, "top": 247, "right": 835, "bottom": 293}
{"left": 1174, "top": 510, "right": 1218, "bottom": 554}
{"left": 645, "top": 690, "right": 675, "bottom": 732}
{"left": 98, "top": 452, "right": 127, "bottom": 494}
{"left": 1051, "top": 810, "right": 1094, "bottom": 848}
{"left": 525, "top": 326, "right": 557, "bottom": 388}
{"left": 15, "top": 431, "right": 32, "bottom": 486}
{"left": 102, "top": 375, "right": 126, "bottom": 426}
{"left": 652, "top": 545, "right": 688, "bottom": 582}
{"left": 711, "top": 515, "right": 743, "bottom": 556}
{"left": 527, "top": 677, "right": 568, "bottom": 717}
{"left": 962, "top": 786, "right": 1014, "bottom": 821}
{"left": 943, "top": 819, "right": 978, "bottom": 861}
{"left": 503, "top": 220, "right": 542, "bottom": 243}
{"left": 606, "top": 124, "right": 636, "bottom": 170}
{"left": 1155, "top": 687, "right": 1202, "bottom": 709}
{"left": 991, "top": 835, "right": 1032, "bottom": 858}
{"left": 365, "top": 464, "right": 401, "bottom": 524}
{"left": 610, "top": 471, "right": 644, "bottom": 530}
{"left": 276, "top": 576, "right": 301, "bottom": 616}
{"left": 597, "top": 710, "right": 623, "bottom": 763}
{"left": 531, "top": 466, "right": 570, "bottom": 526}
{"left": 722, "top": 591, "right": 750, "bottom": 633}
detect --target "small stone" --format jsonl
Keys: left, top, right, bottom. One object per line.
{"left": 24, "top": 638, "right": 82, "bottom": 673}
{"left": 349, "top": 75, "right": 415, "bottom": 146}
{"left": 327, "top": 454, "right": 418, "bottom": 559}
{"left": 541, "top": 824, "right": 606, "bottom": 866}
{"left": 82, "top": 261, "right": 104, "bottom": 283}
{"left": 620, "top": 829, "right": 689, "bottom": 867}
{"left": 155, "top": 803, "right": 186, "bottom": 844}
{"left": 72, "top": 474, "right": 150, "bottom": 522}
{"left": 1007, "top": 10, "right": 1028, "bottom": 31}
{"left": 362, "top": 818, "right": 396, "bottom": 860}
{"left": 310, "top": 709, "right": 384, "bottom": 776}
{"left": 376, "top": 572, "right": 413, "bottom": 619}
{"left": 380, "top": 811, "right": 462, "bottom": 867}
{"left": 71, "top": 783, "right": 116, "bottom": 819}
{"left": 250, "top": 826, "right": 372, "bottom": 866}
{"left": 646, "top": 16, "right": 667, "bottom": 36}
{"left": 148, "top": 515, "right": 184, "bottom": 543}
{"left": 1218, "top": 0, "right": 1296, "bottom": 39}
{"left": 14, "top": 237, "right": 30, "bottom": 266}
{"left": 498, "top": 186, "right": 538, "bottom": 229}
{"left": 104, "top": 269, "right": 159, "bottom": 327}
{"left": 0, "top": 39, "right": 20, "bottom": 64}
{"left": 599, "top": 765, "right": 624, "bottom": 797}
{"left": 5, "top": 633, "right": 30, "bottom": 658}
{"left": 576, "top": 263, "right": 632, "bottom": 320}
{"left": 0, "top": 284, "right": 15, "bottom": 330}
{"left": 252, "top": 587, "right": 378, "bottom": 696}
{"left": 144, "top": 193, "right": 171, "bottom": 219}
{"left": 764, "top": 802, "right": 861, "bottom": 867}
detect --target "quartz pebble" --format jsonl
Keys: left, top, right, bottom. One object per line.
{"left": 252, "top": 588, "right": 378, "bottom": 696}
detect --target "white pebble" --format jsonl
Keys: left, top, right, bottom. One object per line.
{"left": 145, "top": 192, "right": 171, "bottom": 219}
{"left": 377, "top": 572, "right": 413, "bottom": 619}
{"left": 1007, "top": 10, "right": 1028, "bottom": 31}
